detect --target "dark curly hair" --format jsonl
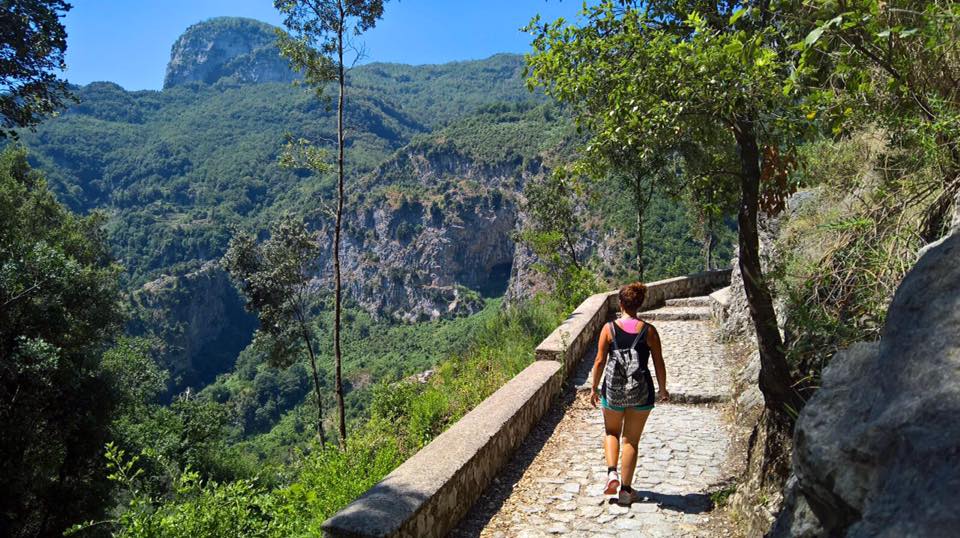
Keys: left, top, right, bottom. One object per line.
{"left": 618, "top": 281, "right": 647, "bottom": 316}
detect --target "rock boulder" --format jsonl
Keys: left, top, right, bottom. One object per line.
{"left": 784, "top": 232, "right": 960, "bottom": 536}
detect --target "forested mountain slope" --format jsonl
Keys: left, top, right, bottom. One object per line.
{"left": 20, "top": 40, "right": 539, "bottom": 287}
{"left": 11, "top": 16, "right": 718, "bottom": 406}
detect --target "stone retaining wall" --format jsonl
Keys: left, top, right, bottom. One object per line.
{"left": 709, "top": 285, "right": 732, "bottom": 327}
{"left": 537, "top": 270, "right": 732, "bottom": 376}
{"left": 322, "top": 361, "right": 563, "bottom": 537}
{"left": 322, "top": 269, "right": 731, "bottom": 537}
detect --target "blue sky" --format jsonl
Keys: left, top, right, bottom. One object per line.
{"left": 62, "top": 1, "right": 587, "bottom": 91}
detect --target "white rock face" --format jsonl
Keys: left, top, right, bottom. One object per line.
{"left": 328, "top": 145, "right": 546, "bottom": 321}
{"left": 164, "top": 17, "right": 297, "bottom": 89}
{"left": 779, "top": 233, "right": 960, "bottom": 537}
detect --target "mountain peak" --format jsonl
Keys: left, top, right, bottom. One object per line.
{"left": 163, "top": 17, "right": 297, "bottom": 89}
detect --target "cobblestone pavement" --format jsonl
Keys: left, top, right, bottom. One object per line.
{"left": 652, "top": 319, "right": 730, "bottom": 403}
{"left": 453, "top": 299, "right": 734, "bottom": 537}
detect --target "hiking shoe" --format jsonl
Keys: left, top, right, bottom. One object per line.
{"left": 617, "top": 488, "right": 634, "bottom": 506}
{"left": 604, "top": 470, "right": 620, "bottom": 495}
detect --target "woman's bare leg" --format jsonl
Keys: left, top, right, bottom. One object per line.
{"left": 620, "top": 408, "right": 651, "bottom": 487}
{"left": 602, "top": 407, "right": 624, "bottom": 468}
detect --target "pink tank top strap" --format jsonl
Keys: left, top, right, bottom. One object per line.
{"left": 619, "top": 318, "right": 641, "bottom": 333}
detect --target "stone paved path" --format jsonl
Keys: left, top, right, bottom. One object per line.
{"left": 453, "top": 298, "right": 734, "bottom": 537}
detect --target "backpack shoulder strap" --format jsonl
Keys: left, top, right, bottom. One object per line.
{"left": 629, "top": 322, "right": 649, "bottom": 350}
{"left": 608, "top": 321, "right": 620, "bottom": 350}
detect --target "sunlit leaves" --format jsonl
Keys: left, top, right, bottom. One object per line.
{"left": 223, "top": 219, "right": 321, "bottom": 368}
{"left": 0, "top": 0, "right": 75, "bottom": 138}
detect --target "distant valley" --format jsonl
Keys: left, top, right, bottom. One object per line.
{"left": 12, "top": 16, "right": 719, "bottom": 435}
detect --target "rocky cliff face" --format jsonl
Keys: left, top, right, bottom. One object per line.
{"left": 772, "top": 232, "right": 960, "bottom": 537}
{"left": 719, "top": 190, "right": 818, "bottom": 341}
{"left": 129, "top": 261, "right": 257, "bottom": 395}
{"left": 327, "top": 145, "right": 546, "bottom": 321}
{"left": 164, "top": 17, "right": 296, "bottom": 89}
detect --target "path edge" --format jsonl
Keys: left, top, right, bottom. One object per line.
{"left": 321, "top": 270, "right": 731, "bottom": 537}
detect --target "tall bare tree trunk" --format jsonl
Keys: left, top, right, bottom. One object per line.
{"left": 733, "top": 116, "right": 803, "bottom": 418}
{"left": 634, "top": 172, "right": 646, "bottom": 280}
{"left": 704, "top": 213, "right": 716, "bottom": 271}
{"left": 301, "top": 324, "right": 325, "bottom": 445}
{"left": 333, "top": 1, "right": 347, "bottom": 450}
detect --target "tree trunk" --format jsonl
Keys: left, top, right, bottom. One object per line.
{"left": 703, "top": 211, "right": 717, "bottom": 271}
{"left": 301, "top": 324, "right": 325, "bottom": 445}
{"left": 333, "top": 2, "right": 347, "bottom": 451}
{"left": 634, "top": 172, "right": 646, "bottom": 280}
{"left": 705, "top": 229, "right": 715, "bottom": 271}
{"left": 733, "top": 116, "right": 803, "bottom": 418}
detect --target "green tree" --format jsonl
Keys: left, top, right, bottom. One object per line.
{"left": 0, "top": 146, "right": 124, "bottom": 537}
{"left": 790, "top": 0, "right": 960, "bottom": 239}
{"left": 0, "top": 0, "right": 74, "bottom": 138}
{"left": 517, "top": 168, "right": 600, "bottom": 309}
{"left": 675, "top": 132, "right": 742, "bottom": 270}
{"left": 526, "top": 0, "right": 806, "bottom": 416}
{"left": 223, "top": 219, "right": 327, "bottom": 444}
{"left": 571, "top": 144, "right": 665, "bottom": 280}
{"left": 275, "top": 0, "right": 389, "bottom": 450}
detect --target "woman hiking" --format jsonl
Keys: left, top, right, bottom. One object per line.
{"left": 589, "top": 281, "right": 669, "bottom": 506}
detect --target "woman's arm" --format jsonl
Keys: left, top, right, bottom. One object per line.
{"left": 647, "top": 324, "right": 670, "bottom": 401}
{"left": 590, "top": 323, "right": 611, "bottom": 407}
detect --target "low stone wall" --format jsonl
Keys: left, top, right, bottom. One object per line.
{"left": 709, "top": 286, "right": 732, "bottom": 326}
{"left": 322, "top": 361, "right": 563, "bottom": 537}
{"left": 322, "top": 269, "right": 731, "bottom": 537}
{"left": 537, "top": 270, "right": 732, "bottom": 376}
{"left": 534, "top": 291, "right": 615, "bottom": 376}
{"left": 616, "top": 269, "right": 733, "bottom": 313}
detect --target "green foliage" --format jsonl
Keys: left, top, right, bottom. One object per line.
{"left": 790, "top": 0, "right": 959, "bottom": 237}
{"left": 0, "top": 0, "right": 74, "bottom": 138}
{"left": 88, "top": 296, "right": 565, "bottom": 537}
{"left": 277, "top": 439, "right": 402, "bottom": 533}
{"left": 101, "top": 337, "right": 169, "bottom": 410}
{"left": 224, "top": 219, "right": 321, "bottom": 368}
{"left": 69, "top": 443, "right": 289, "bottom": 538}
{"left": 596, "top": 173, "right": 734, "bottom": 282}
{"left": 522, "top": 1, "right": 771, "bottom": 288}
{"left": 774, "top": 132, "right": 933, "bottom": 388}
{"left": 525, "top": 0, "right": 802, "bottom": 194}
{"left": 349, "top": 54, "right": 547, "bottom": 129}
{"left": 0, "top": 146, "right": 125, "bottom": 537}
{"left": 224, "top": 218, "right": 329, "bottom": 441}
{"left": 709, "top": 484, "right": 738, "bottom": 508}
{"left": 517, "top": 168, "right": 602, "bottom": 309}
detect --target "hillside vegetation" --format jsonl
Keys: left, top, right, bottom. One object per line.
{"left": 21, "top": 53, "right": 539, "bottom": 286}
{"left": 0, "top": 13, "right": 733, "bottom": 537}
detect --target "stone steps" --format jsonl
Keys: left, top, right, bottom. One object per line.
{"left": 639, "top": 305, "right": 712, "bottom": 321}
{"left": 665, "top": 296, "right": 712, "bottom": 307}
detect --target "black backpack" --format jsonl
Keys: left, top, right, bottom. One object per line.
{"left": 602, "top": 321, "right": 651, "bottom": 407}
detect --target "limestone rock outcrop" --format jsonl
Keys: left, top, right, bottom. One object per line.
{"left": 164, "top": 17, "right": 296, "bottom": 89}
{"left": 776, "top": 232, "right": 960, "bottom": 536}
{"left": 130, "top": 261, "right": 257, "bottom": 394}
{"left": 325, "top": 144, "right": 546, "bottom": 321}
